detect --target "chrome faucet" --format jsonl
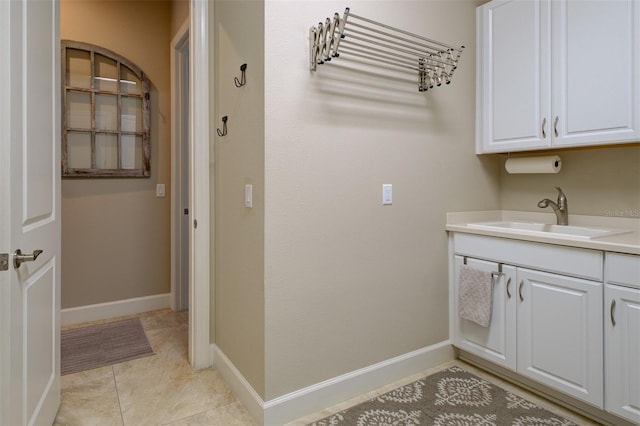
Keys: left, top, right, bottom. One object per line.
{"left": 537, "top": 187, "right": 568, "bottom": 225}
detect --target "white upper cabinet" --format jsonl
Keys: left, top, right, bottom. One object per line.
{"left": 477, "top": 0, "right": 551, "bottom": 153}
{"left": 477, "top": 0, "right": 640, "bottom": 154}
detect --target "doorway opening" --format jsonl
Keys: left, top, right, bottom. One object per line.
{"left": 171, "top": 19, "right": 190, "bottom": 313}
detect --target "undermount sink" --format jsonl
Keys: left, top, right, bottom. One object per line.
{"left": 467, "top": 221, "right": 632, "bottom": 240}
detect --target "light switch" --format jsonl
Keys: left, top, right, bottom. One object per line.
{"left": 382, "top": 184, "right": 392, "bottom": 205}
{"left": 245, "top": 184, "right": 253, "bottom": 208}
{"left": 156, "top": 184, "right": 165, "bottom": 198}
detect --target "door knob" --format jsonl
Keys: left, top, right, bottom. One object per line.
{"left": 13, "top": 249, "right": 43, "bottom": 269}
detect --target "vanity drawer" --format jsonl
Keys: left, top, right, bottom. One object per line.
{"left": 452, "top": 233, "right": 603, "bottom": 281}
{"left": 605, "top": 253, "right": 640, "bottom": 289}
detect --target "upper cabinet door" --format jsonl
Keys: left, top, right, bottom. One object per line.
{"left": 477, "top": 0, "right": 640, "bottom": 153}
{"left": 476, "top": 0, "right": 551, "bottom": 154}
{"left": 552, "top": 0, "right": 640, "bottom": 147}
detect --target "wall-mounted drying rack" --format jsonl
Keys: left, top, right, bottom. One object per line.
{"left": 310, "top": 8, "right": 464, "bottom": 92}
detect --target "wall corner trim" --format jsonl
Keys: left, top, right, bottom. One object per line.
{"left": 212, "top": 344, "right": 265, "bottom": 424}
{"left": 212, "top": 341, "right": 455, "bottom": 426}
{"left": 60, "top": 293, "right": 170, "bottom": 326}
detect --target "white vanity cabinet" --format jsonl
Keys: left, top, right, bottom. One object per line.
{"left": 516, "top": 268, "right": 603, "bottom": 406}
{"left": 450, "top": 233, "right": 604, "bottom": 408}
{"left": 604, "top": 253, "right": 640, "bottom": 424}
{"left": 452, "top": 256, "right": 517, "bottom": 370}
{"left": 476, "top": 0, "right": 640, "bottom": 153}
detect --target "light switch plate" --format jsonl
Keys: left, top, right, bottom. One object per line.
{"left": 382, "top": 184, "right": 392, "bottom": 205}
{"left": 245, "top": 184, "right": 253, "bottom": 208}
{"left": 156, "top": 184, "right": 166, "bottom": 198}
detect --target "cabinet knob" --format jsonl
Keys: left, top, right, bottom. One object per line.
{"left": 541, "top": 117, "right": 547, "bottom": 139}
{"left": 554, "top": 116, "right": 559, "bottom": 137}
{"left": 506, "top": 277, "right": 512, "bottom": 299}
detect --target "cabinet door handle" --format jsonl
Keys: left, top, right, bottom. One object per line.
{"left": 554, "top": 116, "right": 559, "bottom": 137}
{"left": 541, "top": 117, "right": 547, "bottom": 139}
{"left": 610, "top": 299, "right": 616, "bottom": 326}
{"left": 518, "top": 281, "right": 524, "bottom": 302}
{"left": 506, "top": 277, "right": 512, "bottom": 299}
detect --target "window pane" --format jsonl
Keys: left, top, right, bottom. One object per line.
{"left": 66, "top": 49, "right": 91, "bottom": 88}
{"left": 95, "top": 54, "right": 118, "bottom": 92}
{"left": 67, "top": 91, "right": 91, "bottom": 129}
{"left": 121, "top": 96, "right": 142, "bottom": 132}
{"left": 121, "top": 135, "right": 143, "bottom": 169}
{"left": 120, "top": 66, "right": 142, "bottom": 95}
{"left": 67, "top": 132, "right": 92, "bottom": 169}
{"left": 95, "top": 94, "right": 117, "bottom": 131}
{"left": 95, "top": 133, "right": 118, "bottom": 169}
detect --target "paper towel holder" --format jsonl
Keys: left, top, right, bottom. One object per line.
{"left": 504, "top": 154, "right": 562, "bottom": 174}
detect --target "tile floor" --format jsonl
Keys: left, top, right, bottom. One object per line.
{"left": 55, "top": 309, "right": 255, "bottom": 426}
{"left": 56, "top": 310, "right": 597, "bottom": 426}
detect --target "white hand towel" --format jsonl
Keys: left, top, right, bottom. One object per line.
{"left": 458, "top": 265, "right": 493, "bottom": 327}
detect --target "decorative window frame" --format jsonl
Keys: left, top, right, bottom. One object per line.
{"left": 61, "top": 40, "right": 151, "bottom": 177}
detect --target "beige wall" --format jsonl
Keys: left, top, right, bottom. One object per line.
{"left": 499, "top": 145, "right": 640, "bottom": 217}
{"left": 210, "top": 0, "right": 640, "bottom": 405}
{"left": 213, "top": 0, "right": 266, "bottom": 398}
{"left": 61, "top": 1, "right": 172, "bottom": 308}
{"left": 171, "top": 0, "right": 189, "bottom": 38}
{"left": 262, "top": 0, "right": 500, "bottom": 400}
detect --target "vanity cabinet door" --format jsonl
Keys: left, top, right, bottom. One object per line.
{"left": 516, "top": 268, "right": 603, "bottom": 408}
{"left": 452, "top": 256, "right": 517, "bottom": 370}
{"left": 604, "top": 283, "right": 640, "bottom": 424}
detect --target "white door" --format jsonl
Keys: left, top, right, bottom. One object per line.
{"left": 0, "top": 0, "right": 61, "bottom": 425}
{"left": 516, "top": 268, "right": 603, "bottom": 408}
{"left": 179, "top": 36, "right": 190, "bottom": 311}
{"left": 453, "top": 256, "right": 517, "bottom": 370}
{"left": 604, "top": 283, "right": 640, "bottom": 424}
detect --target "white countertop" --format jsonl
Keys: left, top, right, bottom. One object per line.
{"left": 446, "top": 210, "right": 640, "bottom": 255}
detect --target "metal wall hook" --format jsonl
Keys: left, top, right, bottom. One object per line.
{"left": 234, "top": 64, "right": 247, "bottom": 87}
{"left": 217, "top": 116, "right": 228, "bottom": 137}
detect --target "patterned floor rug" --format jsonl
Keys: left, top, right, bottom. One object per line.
{"left": 309, "top": 366, "right": 576, "bottom": 425}
{"left": 61, "top": 317, "right": 155, "bottom": 375}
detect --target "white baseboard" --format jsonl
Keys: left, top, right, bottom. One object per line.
{"left": 212, "top": 344, "right": 265, "bottom": 424}
{"left": 212, "top": 341, "right": 455, "bottom": 426}
{"left": 61, "top": 293, "right": 171, "bottom": 326}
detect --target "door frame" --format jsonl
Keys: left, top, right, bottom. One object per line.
{"left": 189, "top": 0, "right": 212, "bottom": 368}
{"left": 171, "top": 18, "right": 190, "bottom": 313}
